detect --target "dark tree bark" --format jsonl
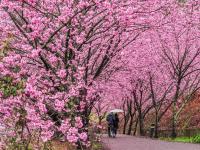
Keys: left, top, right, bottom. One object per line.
{"left": 127, "top": 114, "right": 134, "bottom": 135}
{"left": 122, "top": 109, "right": 130, "bottom": 134}
{"left": 133, "top": 117, "right": 138, "bottom": 135}
{"left": 138, "top": 110, "right": 145, "bottom": 136}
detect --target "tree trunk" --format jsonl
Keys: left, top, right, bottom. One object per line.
{"left": 98, "top": 116, "right": 102, "bottom": 125}
{"left": 154, "top": 110, "right": 159, "bottom": 138}
{"left": 133, "top": 118, "right": 138, "bottom": 135}
{"left": 138, "top": 113, "right": 144, "bottom": 136}
{"left": 171, "top": 100, "right": 177, "bottom": 138}
{"left": 171, "top": 81, "right": 181, "bottom": 138}
{"left": 123, "top": 114, "right": 130, "bottom": 134}
{"left": 127, "top": 115, "right": 134, "bottom": 135}
{"left": 123, "top": 118, "right": 128, "bottom": 134}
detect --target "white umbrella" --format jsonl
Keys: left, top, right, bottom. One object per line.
{"left": 110, "top": 109, "right": 123, "bottom": 113}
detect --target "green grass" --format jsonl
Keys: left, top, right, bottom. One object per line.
{"left": 160, "top": 137, "right": 192, "bottom": 143}
{"left": 173, "top": 137, "right": 192, "bottom": 143}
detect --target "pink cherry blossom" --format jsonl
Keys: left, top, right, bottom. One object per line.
{"left": 57, "top": 69, "right": 66, "bottom": 78}
{"left": 0, "top": 0, "right": 199, "bottom": 148}
{"left": 79, "top": 132, "right": 88, "bottom": 142}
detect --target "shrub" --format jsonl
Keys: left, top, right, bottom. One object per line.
{"left": 192, "top": 134, "right": 200, "bottom": 143}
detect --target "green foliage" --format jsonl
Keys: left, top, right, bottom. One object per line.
{"left": 192, "top": 134, "right": 200, "bottom": 143}
{"left": 173, "top": 137, "right": 192, "bottom": 143}
{"left": 161, "top": 135, "right": 200, "bottom": 144}
{"left": 6, "top": 137, "right": 54, "bottom": 150}
{"left": 160, "top": 137, "right": 192, "bottom": 143}
{"left": 7, "top": 137, "right": 32, "bottom": 150}
{"left": 0, "top": 76, "right": 24, "bottom": 98}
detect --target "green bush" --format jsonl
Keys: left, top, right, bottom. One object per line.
{"left": 192, "top": 134, "right": 200, "bottom": 143}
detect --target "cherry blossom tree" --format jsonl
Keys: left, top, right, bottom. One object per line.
{"left": 0, "top": 0, "right": 170, "bottom": 149}
{"left": 98, "top": 0, "right": 200, "bottom": 138}
{"left": 0, "top": 0, "right": 199, "bottom": 148}
{"left": 156, "top": 2, "right": 200, "bottom": 137}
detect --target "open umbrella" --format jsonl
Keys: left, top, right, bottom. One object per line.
{"left": 110, "top": 109, "right": 123, "bottom": 113}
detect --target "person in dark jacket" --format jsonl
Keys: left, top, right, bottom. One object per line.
{"left": 106, "top": 112, "right": 115, "bottom": 137}
{"left": 113, "top": 113, "right": 119, "bottom": 136}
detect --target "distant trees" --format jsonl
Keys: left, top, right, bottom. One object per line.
{"left": 101, "top": 0, "right": 200, "bottom": 138}
{"left": 0, "top": 0, "right": 199, "bottom": 149}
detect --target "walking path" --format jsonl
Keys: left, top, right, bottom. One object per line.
{"left": 102, "top": 134, "right": 200, "bottom": 150}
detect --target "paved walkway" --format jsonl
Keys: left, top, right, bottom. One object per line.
{"left": 102, "top": 134, "right": 200, "bottom": 150}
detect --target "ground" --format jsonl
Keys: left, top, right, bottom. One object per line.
{"left": 102, "top": 134, "right": 200, "bottom": 150}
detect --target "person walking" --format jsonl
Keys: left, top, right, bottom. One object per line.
{"left": 106, "top": 112, "right": 115, "bottom": 137}
{"left": 113, "top": 113, "right": 119, "bottom": 137}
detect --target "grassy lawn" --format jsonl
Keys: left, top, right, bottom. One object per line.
{"left": 160, "top": 137, "right": 192, "bottom": 143}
